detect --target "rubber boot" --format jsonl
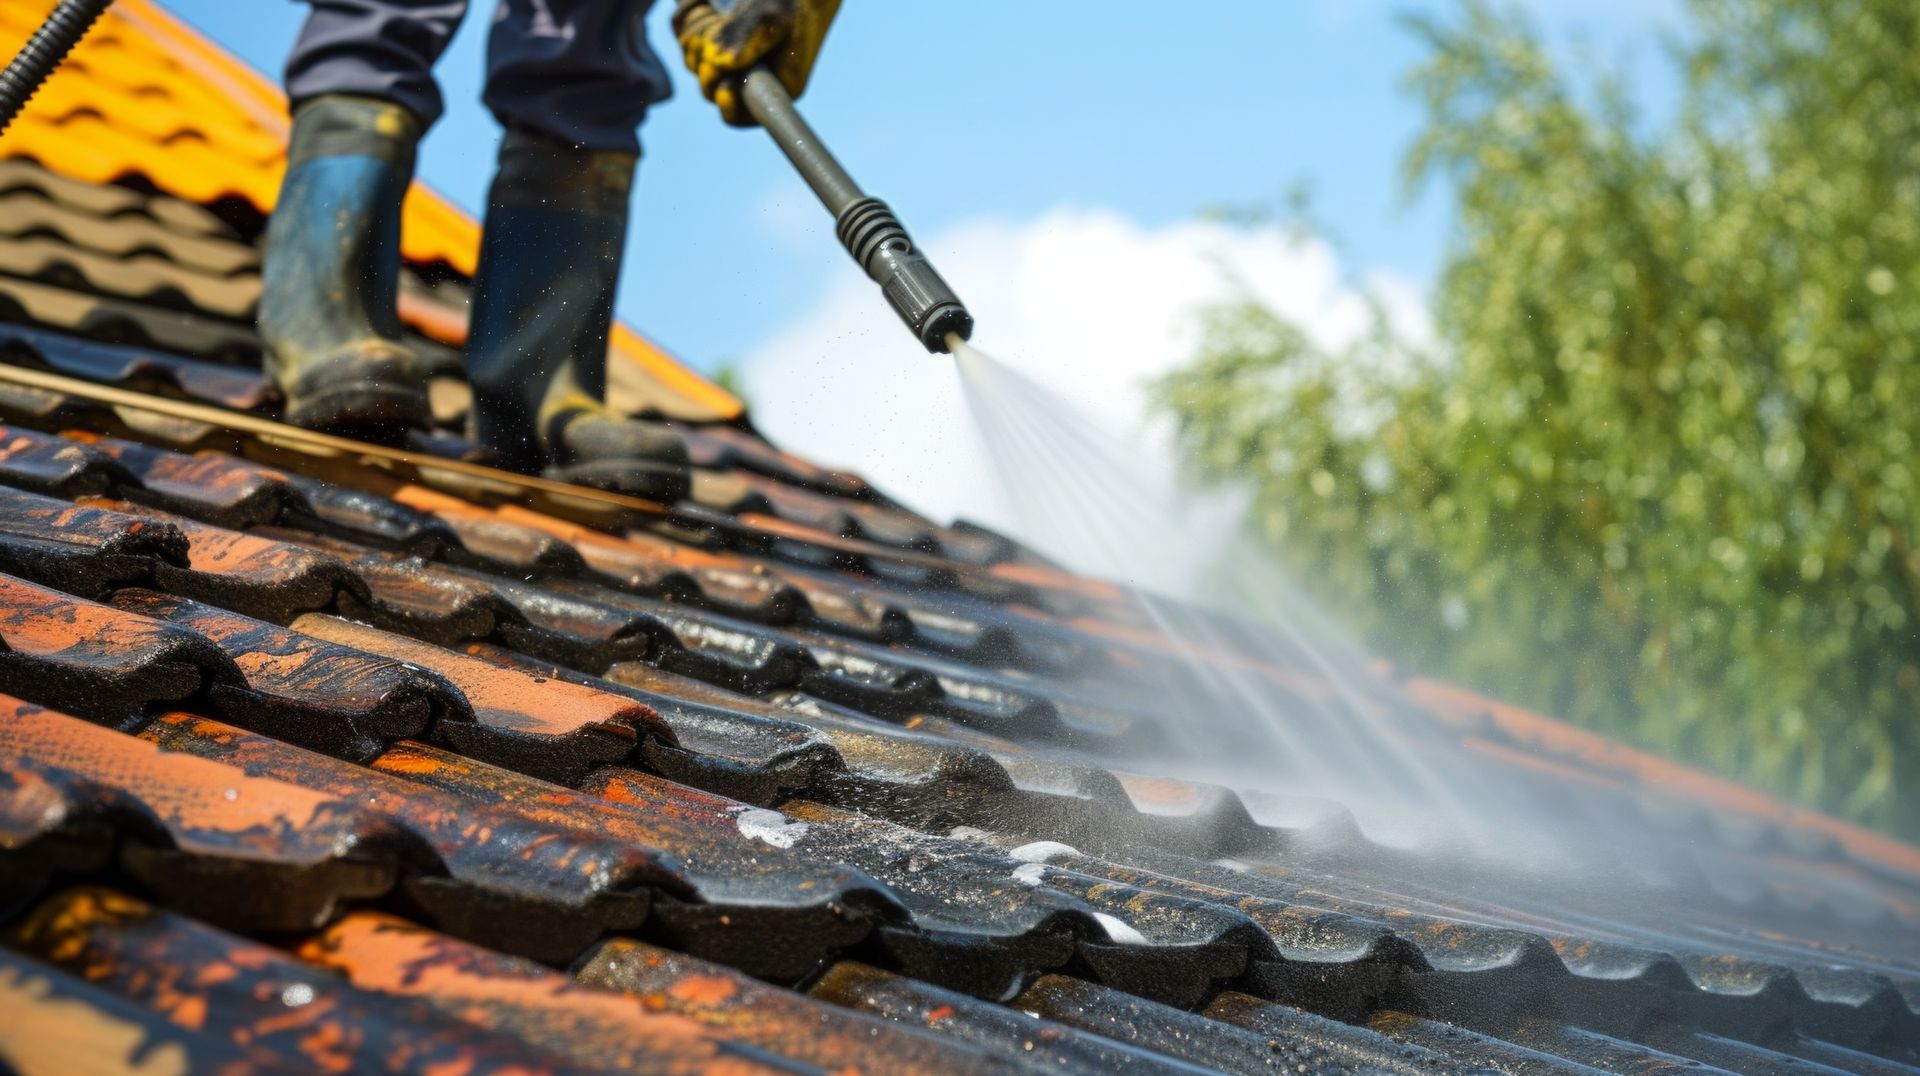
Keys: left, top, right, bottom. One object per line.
{"left": 259, "top": 95, "right": 430, "bottom": 437}
{"left": 466, "top": 128, "right": 689, "bottom": 501}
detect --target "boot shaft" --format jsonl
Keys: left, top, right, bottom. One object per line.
{"left": 260, "top": 95, "right": 424, "bottom": 355}
{"left": 284, "top": 94, "right": 423, "bottom": 171}
{"left": 466, "top": 128, "right": 638, "bottom": 470}
{"left": 258, "top": 94, "right": 431, "bottom": 437}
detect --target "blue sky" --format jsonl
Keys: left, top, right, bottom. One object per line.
{"left": 167, "top": 1, "right": 1681, "bottom": 374}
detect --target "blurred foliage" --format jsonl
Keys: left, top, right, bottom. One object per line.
{"left": 709, "top": 362, "right": 753, "bottom": 412}
{"left": 1154, "top": 0, "right": 1920, "bottom": 834}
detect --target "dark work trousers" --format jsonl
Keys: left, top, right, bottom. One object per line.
{"left": 285, "top": 0, "right": 670, "bottom": 153}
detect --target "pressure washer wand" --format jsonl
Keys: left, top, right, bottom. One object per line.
{"left": 741, "top": 68, "right": 973, "bottom": 354}
{"left": 0, "top": 0, "right": 115, "bottom": 136}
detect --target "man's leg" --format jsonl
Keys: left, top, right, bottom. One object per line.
{"left": 284, "top": 0, "right": 469, "bottom": 129}
{"left": 463, "top": 0, "right": 689, "bottom": 499}
{"left": 478, "top": 0, "right": 671, "bottom": 155}
{"left": 260, "top": 1, "right": 468, "bottom": 436}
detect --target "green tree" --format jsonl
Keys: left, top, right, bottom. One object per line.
{"left": 1155, "top": 0, "right": 1920, "bottom": 833}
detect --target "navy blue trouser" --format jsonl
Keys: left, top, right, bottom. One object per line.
{"left": 286, "top": 0, "right": 671, "bottom": 154}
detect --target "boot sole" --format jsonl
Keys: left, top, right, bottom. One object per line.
{"left": 284, "top": 383, "right": 431, "bottom": 443}
{"left": 545, "top": 459, "right": 691, "bottom": 504}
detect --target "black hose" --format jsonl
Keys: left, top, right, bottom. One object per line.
{"left": 0, "top": 0, "right": 116, "bottom": 137}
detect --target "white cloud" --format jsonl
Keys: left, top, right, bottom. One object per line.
{"left": 739, "top": 207, "right": 1425, "bottom": 590}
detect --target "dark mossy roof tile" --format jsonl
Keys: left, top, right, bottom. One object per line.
{"left": 0, "top": 943, "right": 295, "bottom": 1074}
{"left": 5, "top": 889, "right": 616, "bottom": 1073}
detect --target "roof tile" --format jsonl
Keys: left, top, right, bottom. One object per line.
{"left": 807, "top": 961, "right": 1217, "bottom": 1074}
{"left": 115, "top": 590, "right": 467, "bottom": 761}
{"left": 2, "top": 704, "right": 397, "bottom": 929}
{"left": 1018, "top": 974, "right": 1468, "bottom": 1075}
{"left": 0, "top": 946, "right": 288, "bottom": 1074}
{"left": 379, "top": 741, "right": 897, "bottom": 978}
{"left": 0, "top": 235, "right": 258, "bottom": 318}
{"left": 0, "top": 576, "right": 236, "bottom": 721}
{"left": 6, "top": 888, "right": 594, "bottom": 1073}
{"left": 138, "top": 712, "right": 663, "bottom": 960}
{"left": 88, "top": 496, "right": 364, "bottom": 620}
{"left": 0, "top": 185, "right": 257, "bottom": 274}
{"left": 0, "top": 274, "right": 262, "bottom": 361}
{"left": 580, "top": 941, "right": 1013, "bottom": 1074}
{"left": 292, "top": 614, "right": 672, "bottom": 785}
{"left": 303, "top": 912, "right": 808, "bottom": 1075}
{"left": 0, "top": 324, "right": 270, "bottom": 408}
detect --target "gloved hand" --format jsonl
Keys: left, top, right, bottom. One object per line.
{"left": 673, "top": 0, "right": 842, "bottom": 126}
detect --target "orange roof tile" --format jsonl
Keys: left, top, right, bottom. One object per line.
{"left": 1405, "top": 677, "right": 1920, "bottom": 882}
{"left": 0, "top": 0, "right": 742, "bottom": 422}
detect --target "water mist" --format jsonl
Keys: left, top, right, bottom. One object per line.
{"left": 945, "top": 335, "right": 1866, "bottom": 966}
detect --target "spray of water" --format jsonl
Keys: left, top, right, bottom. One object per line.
{"left": 940, "top": 332, "right": 1908, "bottom": 968}
{"left": 950, "top": 337, "right": 1508, "bottom": 841}
{"left": 949, "top": 334, "right": 1708, "bottom": 872}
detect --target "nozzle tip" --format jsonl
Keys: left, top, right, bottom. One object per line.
{"left": 921, "top": 303, "right": 974, "bottom": 354}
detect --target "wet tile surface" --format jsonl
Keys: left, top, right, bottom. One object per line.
{"left": 1, "top": 390, "right": 1918, "bottom": 1069}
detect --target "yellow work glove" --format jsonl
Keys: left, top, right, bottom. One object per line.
{"left": 673, "top": 0, "right": 842, "bottom": 126}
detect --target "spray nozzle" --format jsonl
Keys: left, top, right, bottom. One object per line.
{"left": 837, "top": 198, "right": 973, "bottom": 352}
{"left": 741, "top": 69, "right": 974, "bottom": 355}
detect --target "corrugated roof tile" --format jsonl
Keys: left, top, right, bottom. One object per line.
{"left": 2, "top": 703, "right": 398, "bottom": 929}
{"left": 578, "top": 940, "right": 1009, "bottom": 1075}
{"left": 0, "top": 183, "right": 257, "bottom": 274}
{"left": 291, "top": 614, "right": 672, "bottom": 785}
{"left": 115, "top": 589, "right": 466, "bottom": 761}
{"left": 806, "top": 960, "right": 1220, "bottom": 1074}
{"left": 0, "top": 323, "right": 270, "bottom": 408}
{"left": 0, "top": 573, "right": 239, "bottom": 723}
{"left": 0, "top": 946, "right": 296, "bottom": 1074}
{"left": 303, "top": 912, "right": 816, "bottom": 1074}
{"left": 1018, "top": 974, "right": 1482, "bottom": 1075}
{"left": 137, "top": 712, "right": 664, "bottom": 960}
{"left": 6, "top": 888, "right": 613, "bottom": 1073}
